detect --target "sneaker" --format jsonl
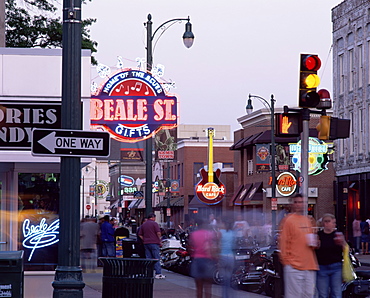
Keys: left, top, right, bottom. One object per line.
{"left": 155, "top": 274, "right": 165, "bottom": 279}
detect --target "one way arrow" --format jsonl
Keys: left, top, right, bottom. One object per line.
{"left": 38, "top": 131, "right": 104, "bottom": 153}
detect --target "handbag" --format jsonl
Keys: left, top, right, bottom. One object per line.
{"left": 342, "top": 244, "right": 356, "bottom": 282}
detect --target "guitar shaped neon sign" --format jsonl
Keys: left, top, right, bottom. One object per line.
{"left": 195, "top": 128, "right": 225, "bottom": 205}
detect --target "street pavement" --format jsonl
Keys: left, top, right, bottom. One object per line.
{"left": 23, "top": 253, "right": 370, "bottom": 298}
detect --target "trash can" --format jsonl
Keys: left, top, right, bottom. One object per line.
{"left": 99, "top": 257, "right": 156, "bottom": 298}
{"left": 0, "top": 251, "right": 24, "bottom": 298}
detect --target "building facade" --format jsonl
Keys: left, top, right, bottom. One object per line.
{"left": 332, "top": 0, "right": 370, "bottom": 235}
{"left": 231, "top": 107, "right": 335, "bottom": 229}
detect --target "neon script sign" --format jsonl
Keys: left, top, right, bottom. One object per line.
{"left": 22, "top": 218, "right": 60, "bottom": 261}
{"left": 91, "top": 69, "right": 178, "bottom": 143}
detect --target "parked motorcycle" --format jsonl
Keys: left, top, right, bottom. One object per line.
{"left": 342, "top": 247, "right": 370, "bottom": 298}
{"left": 213, "top": 244, "right": 272, "bottom": 294}
{"left": 160, "top": 235, "right": 183, "bottom": 269}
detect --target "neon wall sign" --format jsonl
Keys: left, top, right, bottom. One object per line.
{"left": 91, "top": 69, "right": 177, "bottom": 143}
{"left": 22, "top": 218, "right": 59, "bottom": 261}
{"left": 289, "top": 137, "right": 329, "bottom": 176}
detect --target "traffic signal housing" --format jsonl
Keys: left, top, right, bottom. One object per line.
{"left": 317, "top": 115, "right": 330, "bottom": 140}
{"left": 299, "top": 54, "right": 321, "bottom": 108}
{"left": 275, "top": 113, "right": 302, "bottom": 137}
{"left": 316, "top": 115, "right": 351, "bottom": 140}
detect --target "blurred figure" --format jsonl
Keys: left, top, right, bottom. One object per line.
{"left": 80, "top": 216, "right": 100, "bottom": 272}
{"left": 315, "top": 214, "right": 345, "bottom": 298}
{"left": 233, "top": 214, "right": 250, "bottom": 246}
{"left": 352, "top": 215, "right": 361, "bottom": 253}
{"left": 218, "top": 217, "right": 236, "bottom": 298}
{"left": 100, "top": 215, "right": 115, "bottom": 257}
{"left": 279, "top": 194, "right": 318, "bottom": 298}
{"left": 361, "top": 217, "right": 370, "bottom": 254}
{"left": 189, "top": 218, "right": 218, "bottom": 298}
{"left": 209, "top": 213, "right": 217, "bottom": 228}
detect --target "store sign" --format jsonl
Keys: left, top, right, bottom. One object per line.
{"left": 22, "top": 218, "right": 60, "bottom": 261}
{"left": 0, "top": 101, "right": 61, "bottom": 149}
{"left": 276, "top": 172, "right": 297, "bottom": 197}
{"left": 94, "top": 180, "right": 109, "bottom": 199}
{"left": 289, "top": 137, "right": 329, "bottom": 176}
{"left": 118, "top": 175, "right": 135, "bottom": 186}
{"left": 91, "top": 69, "right": 177, "bottom": 143}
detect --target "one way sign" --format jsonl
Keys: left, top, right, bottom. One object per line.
{"left": 32, "top": 129, "right": 110, "bottom": 157}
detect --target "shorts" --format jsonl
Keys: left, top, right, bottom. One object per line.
{"left": 190, "top": 258, "right": 215, "bottom": 279}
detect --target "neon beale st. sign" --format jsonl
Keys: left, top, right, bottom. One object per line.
{"left": 91, "top": 69, "right": 177, "bottom": 143}
{"left": 22, "top": 218, "right": 59, "bottom": 261}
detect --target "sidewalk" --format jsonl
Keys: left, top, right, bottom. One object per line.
{"left": 24, "top": 253, "right": 370, "bottom": 298}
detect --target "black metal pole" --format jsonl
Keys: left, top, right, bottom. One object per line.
{"left": 270, "top": 95, "right": 277, "bottom": 238}
{"left": 52, "top": 0, "right": 84, "bottom": 296}
{"left": 145, "top": 14, "right": 153, "bottom": 216}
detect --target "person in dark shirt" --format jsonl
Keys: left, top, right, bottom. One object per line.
{"left": 316, "top": 214, "right": 345, "bottom": 298}
{"left": 138, "top": 213, "right": 165, "bottom": 279}
{"left": 100, "top": 215, "right": 115, "bottom": 257}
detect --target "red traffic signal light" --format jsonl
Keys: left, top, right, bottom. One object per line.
{"left": 275, "top": 113, "right": 302, "bottom": 137}
{"left": 299, "top": 54, "right": 321, "bottom": 108}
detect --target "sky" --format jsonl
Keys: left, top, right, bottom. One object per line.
{"left": 82, "top": 0, "right": 343, "bottom": 136}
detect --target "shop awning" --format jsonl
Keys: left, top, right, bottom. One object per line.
{"left": 156, "top": 197, "right": 184, "bottom": 207}
{"left": 189, "top": 196, "right": 211, "bottom": 208}
{"left": 233, "top": 183, "right": 252, "bottom": 206}
{"left": 243, "top": 182, "right": 263, "bottom": 205}
{"left": 230, "top": 129, "right": 320, "bottom": 151}
{"left": 128, "top": 199, "right": 138, "bottom": 209}
{"left": 229, "top": 184, "right": 244, "bottom": 207}
{"left": 130, "top": 198, "right": 145, "bottom": 209}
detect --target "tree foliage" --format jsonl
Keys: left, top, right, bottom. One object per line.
{"left": 6, "top": 0, "right": 98, "bottom": 64}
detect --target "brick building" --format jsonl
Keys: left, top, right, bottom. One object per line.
{"left": 231, "top": 107, "right": 335, "bottom": 228}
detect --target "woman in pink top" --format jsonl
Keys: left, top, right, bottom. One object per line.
{"left": 189, "top": 218, "right": 218, "bottom": 298}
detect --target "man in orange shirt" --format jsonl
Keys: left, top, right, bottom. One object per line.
{"left": 279, "top": 193, "right": 319, "bottom": 298}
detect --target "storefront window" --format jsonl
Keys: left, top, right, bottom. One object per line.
{"left": 18, "top": 173, "right": 60, "bottom": 271}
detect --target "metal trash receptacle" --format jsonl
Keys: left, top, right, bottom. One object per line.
{"left": 0, "top": 251, "right": 24, "bottom": 298}
{"left": 99, "top": 257, "right": 156, "bottom": 298}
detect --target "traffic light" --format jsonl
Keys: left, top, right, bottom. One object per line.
{"left": 299, "top": 54, "right": 321, "bottom": 108}
{"left": 329, "top": 117, "right": 350, "bottom": 139}
{"left": 316, "top": 116, "right": 350, "bottom": 140}
{"left": 275, "top": 113, "right": 302, "bottom": 137}
{"left": 317, "top": 115, "right": 330, "bottom": 140}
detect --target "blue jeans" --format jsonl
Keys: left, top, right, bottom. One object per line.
{"left": 219, "top": 255, "right": 235, "bottom": 298}
{"left": 316, "top": 262, "right": 342, "bottom": 298}
{"left": 144, "top": 243, "right": 161, "bottom": 274}
{"left": 102, "top": 242, "right": 115, "bottom": 257}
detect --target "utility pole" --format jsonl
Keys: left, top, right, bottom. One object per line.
{"left": 52, "top": 0, "right": 84, "bottom": 296}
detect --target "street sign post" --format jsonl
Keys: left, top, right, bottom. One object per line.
{"left": 32, "top": 129, "right": 110, "bottom": 157}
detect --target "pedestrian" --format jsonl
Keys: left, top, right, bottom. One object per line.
{"left": 100, "top": 215, "right": 115, "bottom": 257}
{"left": 136, "top": 218, "right": 148, "bottom": 258}
{"left": 233, "top": 214, "right": 250, "bottom": 246}
{"left": 189, "top": 217, "right": 219, "bottom": 298}
{"left": 138, "top": 213, "right": 165, "bottom": 279}
{"left": 360, "top": 217, "right": 370, "bottom": 254}
{"left": 352, "top": 215, "right": 361, "bottom": 253}
{"left": 80, "top": 216, "right": 100, "bottom": 272}
{"left": 278, "top": 193, "right": 319, "bottom": 298}
{"left": 218, "top": 217, "right": 236, "bottom": 298}
{"left": 315, "top": 213, "right": 346, "bottom": 298}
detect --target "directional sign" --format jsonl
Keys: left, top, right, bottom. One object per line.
{"left": 32, "top": 129, "right": 110, "bottom": 157}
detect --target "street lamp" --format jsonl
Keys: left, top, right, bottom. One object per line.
{"left": 144, "top": 14, "right": 194, "bottom": 217}
{"left": 246, "top": 94, "right": 277, "bottom": 240}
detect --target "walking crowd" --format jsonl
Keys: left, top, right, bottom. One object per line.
{"left": 79, "top": 193, "right": 357, "bottom": 298}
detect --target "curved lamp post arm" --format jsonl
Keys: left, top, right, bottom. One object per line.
{"left": 145, "top": 13, "right": 194, "bottom": 71}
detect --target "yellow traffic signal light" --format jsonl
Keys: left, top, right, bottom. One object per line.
{"left": 299, "top": 54, "right": 321, "bottom": 108}
{"left": 275, "top": 113, "right": 302, "bottom": 137}
{"left": 317, "top": 115, "right": 330, "bottom": 140}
